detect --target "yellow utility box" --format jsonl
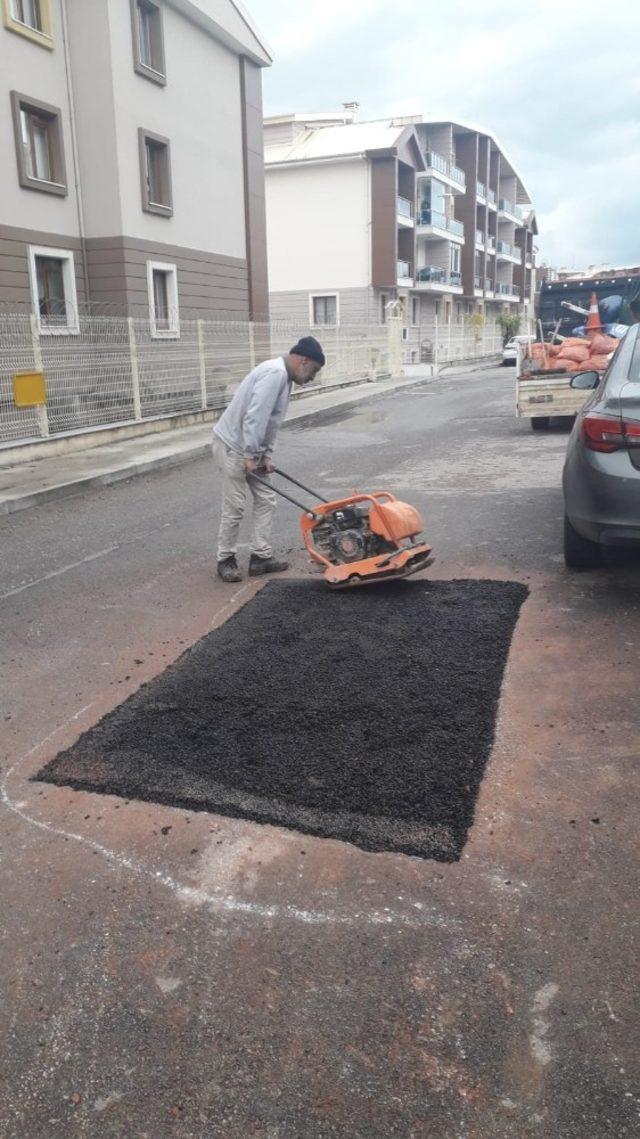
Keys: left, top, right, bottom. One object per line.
{"left": 13, "top": 372, "right": 46, "bottom": 407}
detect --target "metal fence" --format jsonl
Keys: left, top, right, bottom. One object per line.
{"left": 0, "top": 309, "right": 512, "bottom": 446}
{"left": 402, "top": 316, "right": 508, "bottom": 366}
{"left": 0, "top": 314, "right": 393, "bottom": 445}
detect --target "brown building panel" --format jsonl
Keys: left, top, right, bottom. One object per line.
{"left": 370, "top": 155, "right": 397, "bottom": 288}
{"left": 240, "top": 57, "right": 270, "bottom": 322}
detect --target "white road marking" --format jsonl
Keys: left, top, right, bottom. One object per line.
{"left": 0, "top": 699, "right": 449, "bottom": 931}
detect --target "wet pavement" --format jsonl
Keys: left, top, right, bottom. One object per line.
{"left": 1, "top": 366, "right": 639, "bottom": 1137}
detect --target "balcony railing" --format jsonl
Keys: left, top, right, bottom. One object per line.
{"left": 397, "top": 195, "right": 414, "bottom": 219}
{"left": 417, "top": 265, "right": 446, "bottom": 284}
{"left": 485, "top": 278, "right": 493, "bottom": 291}
{"left": 487, "top": 235, "right": 496, "bottom": 252}
{"left": 498, "top": 198, "right": 513, "bottom": 215}
{"left": 474, "top": 275, "right": 482, "bottom": 288}
{"left": 416, "top": 208, "right": 464, "bottom": 238}
{"left": 423, "top": 151, "right": 465, "bottom": 189}
{"left": 426, "top": 151, "right": 448, "bottom": 176}
{"left": 477, "top": 181, "right": 487, "bottom": 200}
{"left": 496, "top": 282, "right": 519, "bottom": 297}
{"left": 416, "top": 266, "right": 463, "bottom": 288}
{"left": 417, "top": 207, "right": 447, "bottom": 229}
{"left": 476, "top": 229, "right": 485, "bottom": 245}
{"left": 487, "top": 188, "right": 496, "bottom": 206}
{"left": 496, "top": 240, "right": 514, "bottom": 256}
{"left": 397, "top": 260, "right": 413, "bottom": 279}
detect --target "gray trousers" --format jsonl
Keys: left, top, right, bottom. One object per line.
{"left": 212, "top": 436, "right": 277, "bottom": 561}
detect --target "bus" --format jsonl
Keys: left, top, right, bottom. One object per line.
{"left": 537, "top": 274, "right": 640, "bottom": 339}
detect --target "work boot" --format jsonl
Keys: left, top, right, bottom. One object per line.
{"left": 249, "top": 553, "right": 289, "bottom": 576}
{"left": 217, "top": 555, "right": 242, "bottom": 583}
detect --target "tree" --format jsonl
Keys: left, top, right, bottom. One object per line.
{"left": 496, "top": 312, "right": 521, "bottom": 345}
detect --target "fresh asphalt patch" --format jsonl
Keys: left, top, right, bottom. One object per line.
{"left": 35, "top": 579, "right": 528, "bottom": 860}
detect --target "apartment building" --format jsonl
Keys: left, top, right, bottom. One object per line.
{"left": 264, "top": 108, "right": 537, "bottom": 339}
{"left": 0, "top": 0, "right": 271, "bottom": 333}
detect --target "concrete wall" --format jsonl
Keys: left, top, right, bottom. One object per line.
{"left": 269, "top": 286, "right": 382, "bottom": 326}
{"left": 265, "top": 159, "right": 370, "bottom": 292}
{"left": 0, "top": 0, "right": 81, "bottom": 238}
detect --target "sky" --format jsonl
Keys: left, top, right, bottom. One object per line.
{"left": 246, "top": 0, "right": 640, "bottom": 270}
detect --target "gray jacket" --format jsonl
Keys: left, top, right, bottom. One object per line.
{"left": 213, "top": 356, "right": 291, "bottom": 460}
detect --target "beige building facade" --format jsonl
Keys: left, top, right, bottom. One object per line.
{"left": 0, "top": 0, "right": 271, "bottom": 332}
{"left": 264, "top": 109, "right": 538, "bottom": 341}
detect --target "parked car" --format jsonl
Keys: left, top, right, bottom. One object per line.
{"left": 501, "top": 334, "right": 532, "bottom": 366}
{"left": 562, "top": 325, "right": 640, "bottom": 568}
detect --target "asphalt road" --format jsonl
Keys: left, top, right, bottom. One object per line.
{"left": 1, "top": 366, "right": 639, "bottom": 1138}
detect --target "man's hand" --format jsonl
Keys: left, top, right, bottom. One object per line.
{"left": 259, "top": 456, "right": 275, "bottom": 474}
{"left": 244, "top": 458, "right": 258, "bottom": 473}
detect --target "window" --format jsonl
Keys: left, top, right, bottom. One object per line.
{"left": 11, "top": 92, "right": 66, "bottom": 195}
{"left": 411, "top": 296, "right": 418, "bottom": 326}
{"left": 131, "top": 0, "right": 166, "bottom": 84}
{"left": 380, "top": 293, "right": 388, "bottom": 324}
{"left": 139, "top": 129, "right": 172, "bottom": 215}
{"left": 147, "top": 261, "right": 179, "bottom": 337}
{"left": 3, "top": 0, "right": 52, "bottom": 47}
{"left": 27, "top": 246, "right": 79, "bottom": 334}
{"left": 311, "top": 294, "right": 338, "bottom": 326}
{"left": 450, "top": 245, "right": 461, "bottom": 274}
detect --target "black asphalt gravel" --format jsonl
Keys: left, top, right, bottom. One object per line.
{"left": 36, "top": 578, "right": 528, "bottom": 860}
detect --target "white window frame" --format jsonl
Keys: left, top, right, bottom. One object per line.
{"left": 27, "top": 245, "right": 79, "bottom": 335}
{"left": 309, "top": 292, "right": 339, "bottom": 328}
{"left": 147, "top": 260, "right": 179, "bottom": 339}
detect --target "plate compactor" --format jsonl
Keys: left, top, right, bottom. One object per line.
{"left": 249, "top": 467, "right": 434, "bottom": 589}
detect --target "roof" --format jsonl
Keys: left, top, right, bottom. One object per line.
{"left": 424, "top": 118, "right": 532, "bottom": 204}
{"left": 264, "top": 119, "right": 418, "bottom": 166}
{"left": 167, "top": 0, "right": 272, "bottom": 66}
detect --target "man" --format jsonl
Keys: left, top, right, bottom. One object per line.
{"left": 212, "top": 336, "right": 325, "bottom": 582}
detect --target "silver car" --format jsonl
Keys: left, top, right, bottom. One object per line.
{"left": 563, "top": 324, "right": 640, "bottom": 568}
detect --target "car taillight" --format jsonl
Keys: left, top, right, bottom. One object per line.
{"left": 580, "top": 412, "right": 640, "bottom": 452}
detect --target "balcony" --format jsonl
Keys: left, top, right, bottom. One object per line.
{"left": 496, "top": 239, "right": 521, "bottom": 263}
{"left": 487, "top": 188, "right": 497, "bottom": 208}
{"left": 475, "top": 229, "right": 485, "bottom": 247}
{"left": 422, "top": 151, "right": 466, "bottom": 192}
{"left": 495, "top": 283, "right": 520, "bottom": 299}
{"left": 476, "top": 181, "right": 486, "bottom": 202}
{"left": 416, "top": 208, "right": 465, "bottom": 243}
{"left": 487, "top": 235, "right": 496, "bottom": 252}
{"left": 498, "top": 198, "right": 524, "bottom": 223}
{"left": 485, "top": 277, "right": 493, "bottom": 294}
{"left": 474, "top": 275, "right": 482, "bottom": 288}
{"left": 415, "top": 265, "right": 463, "bottom": 293}
{"left": 397, "top": 195, "right": 414, "bottom": 227}
{"left": 397, "top": 260, "right": 413, "bottom": 286}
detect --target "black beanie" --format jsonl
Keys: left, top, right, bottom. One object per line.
{"left": 289, "top": 335, "right": 326, "bottom": 367}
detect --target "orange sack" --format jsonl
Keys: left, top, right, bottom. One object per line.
{"left": 588, "top": 333, "right": 619, "bottom": 355}
{"left": 587, "top": 355, "right": 611, "bottom": 371}
{"left": 547, "top": 343, "right": 561, "bottom": 356}
{"left": 559, "top": 337, "right": 589, "bottom": 348}
{"left": 557, "top": 344, "right": 591, "bottom": 363}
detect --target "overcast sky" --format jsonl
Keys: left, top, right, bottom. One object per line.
{"left": 247, "top": 0, "right": 640, "bottom": 270}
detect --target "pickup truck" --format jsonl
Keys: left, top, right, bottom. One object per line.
{"left": 516, "top": 346, "right": 596, "bottom": 431}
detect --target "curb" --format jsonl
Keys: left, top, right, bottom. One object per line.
{"left": 0, "top": 372, "right": 442, "bottom": 516}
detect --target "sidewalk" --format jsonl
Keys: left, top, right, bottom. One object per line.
{"left": 0, "top": 374, "right": 432, "bottom": 516}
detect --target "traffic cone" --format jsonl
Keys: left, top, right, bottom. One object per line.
{"left": 585, "top": 291, "right": 602, "bottom": 337}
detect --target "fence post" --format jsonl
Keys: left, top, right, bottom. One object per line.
{"left": 248, "top": 322, "right": 256, "bottom": 369}
{"left": 433, "top": 314, "right": 439, "bottom": 370}
{"left": 128, "top": 317, "right": 142, "bottom": 421}
{"left": 197, "top": 319, "right": 207, "bottom": 410}
{"left": 30, "top": 314, "right": 50, "bottom": 438}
